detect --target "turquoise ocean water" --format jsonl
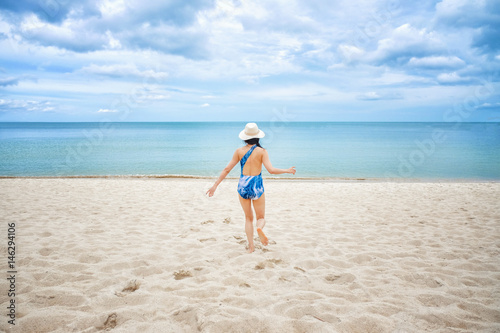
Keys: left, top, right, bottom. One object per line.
{"left": 0, "top": 122, "right": 499, "bottom": 179}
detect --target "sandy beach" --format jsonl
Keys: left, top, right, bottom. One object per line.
{"left": 1, "top": 178, "right": 499, "bottom": 332}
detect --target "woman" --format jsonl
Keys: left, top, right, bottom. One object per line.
{"left": 206, "top": 123, "right": 296, "bottom": 253}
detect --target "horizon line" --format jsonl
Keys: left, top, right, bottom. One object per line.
{"left": 1, "top": 120, "right": 499, "bottom": 123}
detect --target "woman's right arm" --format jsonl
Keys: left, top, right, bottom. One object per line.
{"left": 262, "top": 150, "right": 296, "bottom": 175}
{"left": 206, "top": 149, "right": 240, "bottom": 197}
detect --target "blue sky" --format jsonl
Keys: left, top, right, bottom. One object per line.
{"left": 0, "top": 0, "right": 499, "bottom": 121}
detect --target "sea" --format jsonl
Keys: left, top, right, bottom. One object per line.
{"left": 0, "top": 122, "right": 499, "bottom": 180}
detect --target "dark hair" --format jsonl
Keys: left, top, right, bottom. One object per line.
{"left": 244, "top": 138, "right": 264, "bottom": 148}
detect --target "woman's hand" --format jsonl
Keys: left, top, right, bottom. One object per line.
{"left": 206, "top": 185, "right": 217, "bottom": 197}
{"left": 288, "top": 167, "right": 296, "bottom": 175}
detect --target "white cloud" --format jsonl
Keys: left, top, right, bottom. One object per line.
{"left": 79, "top": 64, "right": 168, "bottom": 80}
{"left": 476, "top": 102, "right": 500, "bottom": 110}
{"left": 0, "top": 77, "right": 20, "bottom": 86}
{"left": 106, "top": 31, "right": 122, "bottom": 49}
{"left": 435, "top": 0, "right": 470, "bottom": 18}
{"left": 436, "top": 72, "right": 471, "bottom": 84}
{"left": 435, "top": 0, "right": 489, "bottom": 26}
{"left": 141, "top": 94, "right": 170, "bottom": 101}
{"left": 0, "top": 99, "right": 54, "bottom": 112}
{"left": 358, "top": 69, "right": 432, "bottom": 87}
{"left": 338, "top": 44, "right": 365, "bottom": 63}
{"left": 201, "top": 103, "right": 210, "bottom": 107}
{"left": 97, "top": 108, "right": 118, "bottom": 113}
{"left": 237, "top": 83, "right": 351, "bottom": 102}
{"left": 408, "top": 56, "right": 465, "bottom": 68}
{"left": 357, "top": 91, "right": 380, "bottom": 100}
{"left": 356, "top": 91, "right": 403, "bottom": 101}
{"left": 99, "top": 0, "right": 127, "bottom": 17}
{"left": 19, "top": 14, "right": 108, "bottom": 52}
{"left": 371, "top": 24, "right": 445, "bottom": 63}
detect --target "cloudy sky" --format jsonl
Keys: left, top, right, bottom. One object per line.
{"left": 0, "top": 0, "right": 499, "bottom": 121}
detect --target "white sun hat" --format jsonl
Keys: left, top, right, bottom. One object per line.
{"left": 239, "top": 122, "right": 265, "bottom": 140}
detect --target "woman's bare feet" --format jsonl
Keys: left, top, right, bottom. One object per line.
{"left": 247, "top": 244, "right": 255, "bottom": 253}
{"left": 257, "top": 228, "right": 268, "bottom": 246}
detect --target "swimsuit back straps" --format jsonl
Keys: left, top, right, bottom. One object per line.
{"left": 240, "top": 145, "right": 258, "bottom": 175}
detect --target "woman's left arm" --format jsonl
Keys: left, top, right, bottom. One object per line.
{"left": 206, "top": 150, "right": 240, "bottom": 197}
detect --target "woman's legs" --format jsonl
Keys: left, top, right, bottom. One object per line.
{"left": 252, "top": 193, "right": 266, "bottom": 228}
{"left": 252, "top": 193, "right": 268, "bottom": 246}
{"left": 239, "top": 193, "right": 268, "bottom": 252}
{"left": 238, "top": 195, "right": 255, "bottom": 253}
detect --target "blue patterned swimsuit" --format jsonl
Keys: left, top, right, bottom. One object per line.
{"left": 237, "top": 145, "right": 264, "bottom": 200}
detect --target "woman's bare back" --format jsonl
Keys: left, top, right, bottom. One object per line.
{"left": 238, "top": 145, "right": 264, "bottom": 176}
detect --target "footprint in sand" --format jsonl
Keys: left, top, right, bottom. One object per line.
{"left": 199, "top": 237, "right": 216, "bottom": 242}
{"left": 233, "top": 235, "right": 247, "bottom": 245}
{"left": 268, "top": 259, "right": 283, "bottom": 264}
{"left": 325, "top": 273, "right": 356, "bottom": 284}
{"left": 174, "top": 270, "right": 192, "bottom": 280}
{"left": 99, "top": 313, "right": 117, "bottom": 330}
{"left": 255, "top": 262, "right": 266, "bottom": 270}
{"left": 254, "top": 258, "right": 283, "bottom": 270}
{"left": 115, "top": 280, "right": 140, "bottom": 297}
{"left": 201, "top": 220, "right": 215, "bottom": 225}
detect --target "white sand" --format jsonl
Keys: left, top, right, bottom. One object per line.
{"left": 1, "top": 178, "right": 499, "bottom": 332}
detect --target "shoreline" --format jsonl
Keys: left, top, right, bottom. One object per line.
{"left": 1, "top": 175, "right": 499, "bottom": 183}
